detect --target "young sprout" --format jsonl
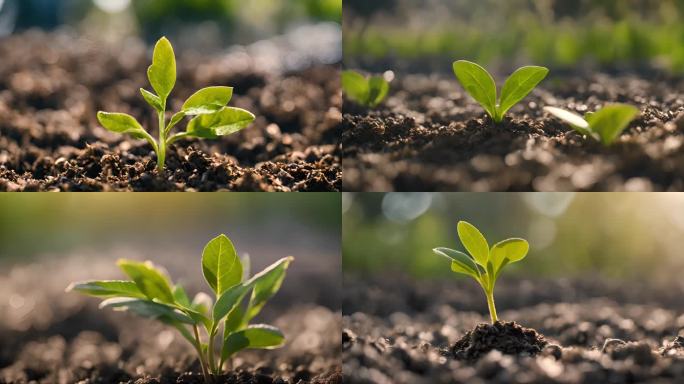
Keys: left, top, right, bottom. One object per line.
{"left": 544, "top": 104, "right": 639, "bottom": 146}
{"left": 341, "top": 70, "right": 390, "bottom": 108}
{"left": 453, "top": 60, "right": 548, "bottom": 123}
{"left": 97, "top": 37, "right": 255, "bottom": 173}
{"left": 67, "top": 234, "right": 293, "bottom": 384}
{"left": 433, "top": 221, "right": 529, "bottom": 324}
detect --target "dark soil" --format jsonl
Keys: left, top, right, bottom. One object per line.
{"left": 0, "top": 250, "right": 341, "bottom": 383}
{"left": 343, "top": 275, "right": 684, "bottom": 383}
{"left": 0, "top": 30, "right": 341, "bottom": 191}
{"left": 342, "top": 71, "right": 684, "bottom": 191}
{"left": 451, "top": 321, "right": 547, "bottom": 361}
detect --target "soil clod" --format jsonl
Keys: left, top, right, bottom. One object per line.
{"left": 451, "top": 321, "right": 548, "bottom": 361}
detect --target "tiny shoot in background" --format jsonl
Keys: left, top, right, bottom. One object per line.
{"left": 341, "top": 70, "right": 390, "bottom": 108}
{"left": 544, "top": 104, "right": 640, "bottom": 146}
{"left": 67, "top": 234, "right": 293, "bottom": 384}
{"left": 453, "top": 60, "right": 548, "bottom": 123}
{"left": 97, "top": 37, "right": 255, "bottom": 173}
{"left": 433, "top": 221, "right": 529, "bottom": 324}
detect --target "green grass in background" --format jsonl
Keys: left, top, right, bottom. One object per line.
{"left": 0, "top": 193, "right": 340, "bottom": 260}
{"left": 343, "top": 193, "right": 684, "bottom": 282}
{"left": 343, "top": 0, "right": 684, "bottom": 73}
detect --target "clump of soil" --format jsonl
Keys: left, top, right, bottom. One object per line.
{"left": 451, "top": 321, "right": 547, "bottom": 361}
{"left": 0, "top": 30, "right": 341, "bottom": 191}
{"left": 342, "top": 71, "right": 684, "bottom": 191}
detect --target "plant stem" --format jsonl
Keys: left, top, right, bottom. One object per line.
{"left": 193, "top": 325, "right": 212, "bottom": 384}
{"left": 208, "top": 330, "right": 217, "bottom": 375}
{"left": 485, "top": 289, "right": 498, "bottom": 323}
{"left": 157, "top": 110, "right": 166, "bottom": 173}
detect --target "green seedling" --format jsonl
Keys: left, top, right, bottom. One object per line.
{"left": 97, "top": 37, "right": 255, "bottom": 173}
{"left": 433, "top": 221, "right": 529, "bottom": 324}
{"left": 544, "top": 104, "right": 639, "bottom": 146}
{"left": 67, "top": 234, "right": 293, "bottom": 384}
{"left": 341, "top": 70, "right": 389, "bottom": 107}
{"left": 452, "top": 60, "right": 548, "bottom": 123}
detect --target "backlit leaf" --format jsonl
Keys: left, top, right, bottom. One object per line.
{"left": 147, "top": 37, "right": 176, "bottom": 101}
{"left": 498, "top": 66, "right": 548, "bottom": 119}
{"left": 221, "top": 324, "right": 284, "bottom": 360}
{"left": 432, "top": 247, "right": 480, "bottom": 279}
{"left": 456, "top": 221, "right": 489, "bottom": 267}
{"left": 117, "top": 259, "right": 175, "bottom": 304}
{"left": 244, "top": 256, "right": 294, "bottom": 322}
{"left": 66, "top": 280, "right": 146, "bottom": 299}
{"left": 182, "top": 86, "right": 233, "bottom": 115}
{"left": 96, "top": 112, "right": 147, "bottom": 139}
{"left": 452, "top": 60, "right": 497, "bottom": 120}
{"left": 186, "top": 107, "right": 255, "bottom": 139}
{"left": 586, "top": 104, "right": 639, "bottom": 145}
{"left": 201, "top": 234, "right": 242, "bottom": 296}
{"left": 341, "top": 70, "right": 369, "bottom": 105}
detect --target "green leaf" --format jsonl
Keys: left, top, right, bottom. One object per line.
{"left": 221, "top": 324, "right": 285, "bottom": 360}
{"left": 172, "top": 284, "right": 191, "bottom": 307}
{"left": 212, "top": 283, "right": 250, "bottom": 324}
{"left": 147, "top": 36, "right": 176, "bottom": 102}
{"left": 456, "top": 221, "right": 489, "bottom": 267}
{"left": 490, "top": 238, "right": 529, "bottom": 279}
{"left": 201, "top": 234, "right": 243, "bottom": 296}
{"left": 586, "top": 104, "right": 639, "bottom": 145}
{"left": 117, "top": 259, "right": 175, "bottom": 304}
{"left": 452, "top": 60, "right": 497, "bottom": 120}
{"left": 432, "top": 247, "right": 480, "bottom": 279}
{"left": 182, "top": 86, "right": 233, "bottom": 115}
{"left": 341, "top": 70, "right": 370, "bottom": 105}
{"left": 140, "top": 88, "right": 163, "bottom": 111}
{"left": 498, "top": 66, "right": 548, "bottom": 119}
{"left": 66, "top": 280, "right": 146, "bottom": 299}
{"left": 100, "top": 298, "right": 195, "bottom": 324}
{"left": 96, "top": 111, "right": 147, "bottom": 139}
{"left": 244, "top": 256, "right": 294, "bottom": 322}
{"left": 224, "top": 304, "right": 246, "bottom": 334}
{"left": 186, "top": 107, "right": 255, "bottom": 139}
{"left": 543, "top": 106, "right": 593, "bottom": 136}
{"left": 367, "top": 76, "right": 389, "bottom": 107}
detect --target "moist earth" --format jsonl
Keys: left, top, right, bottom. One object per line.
{"left": 0, "top": 31, "right": 341, "bottom": 191}
{"left": 342, "top": 71, "right": 684, "bottom": 191}
{"left": 343, "top": 275, "right": 684, "bottom": 383}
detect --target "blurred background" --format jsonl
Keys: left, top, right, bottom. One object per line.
{"left": 343, "top": 0, "right": 684, "bottom": 73}
{"left": 0, "top": 0, "right": 341, "bottom": 57}
{"left": 0, "top": 193, "right": 341, "bottom": 331}
{"left": 343, "top": 192, "right": 684, "bottom": 284}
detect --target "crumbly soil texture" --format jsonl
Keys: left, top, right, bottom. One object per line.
{"left": 342, "top": 71, "right": 684, "bottom": 191}
{"left": 0, "top": 255, "right": 341, "bottom": 384}
{"left": 343, "top": 275, "right": 684, "bottom": 383}
{"left": 0, "top": 31, "right": 341, "bottom": 191}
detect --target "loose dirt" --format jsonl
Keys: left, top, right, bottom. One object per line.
{"left": 342, "top": 71, "right": 684, "bottom": 191}
{"left": 343, "top": 275, "right": 684, "bottom": 383}
{"left": 0, "top": 31, "right": 341, "bottom": 191}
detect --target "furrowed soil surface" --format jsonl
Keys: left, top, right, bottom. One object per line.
{"left": 343, "top": 275, "right": 684, "bottom": 383}
{"left": 342, "top": 71, "right": 684, "bottom": 191}
{"left": 0, "top": 241, "right": 341, "bottom": 383}
{"left": 0, "top": 30, "right": 341, "bottom": 191}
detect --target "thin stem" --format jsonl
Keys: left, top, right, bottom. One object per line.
{"left": 208, "top": 330, "right": 217, "bottom": 375}
{"left": 485, "top": 289, "right": 498, "bottom": 323}
{"left": 193, "top": 324, "right": 212, "bottom": 384}
{"left": 157, "top": 109, "right": 166, "bottom": 173}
